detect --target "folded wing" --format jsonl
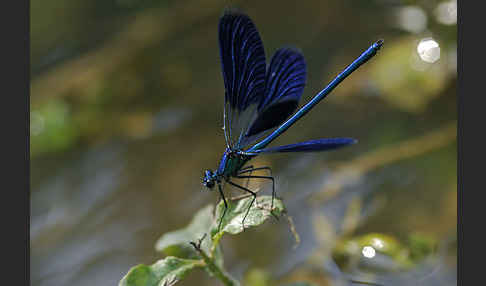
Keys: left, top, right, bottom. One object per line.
{"left": 245, "top": 48, "right": 306, "bottom": 138}
{"left": 219, "top": 11, "right": 267, "bottom": 148}
{"left": 252, "top": 138, "right": 356, "bottom": 153}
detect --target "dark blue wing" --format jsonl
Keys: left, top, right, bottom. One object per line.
{"left": 260, "top": 48, "right": 306, "bottom": 110}
{"left": 219, "top": 11, "right": 266, "bottom": 148}
{"left": 245, "top": 48, "right": 306, "bottom": 138}
{"left": 252, "top": 138, "right": 356, "bottom": 153}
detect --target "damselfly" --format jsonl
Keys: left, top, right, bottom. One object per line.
{"left": 202, "top": 11, "right": 383, "bottom": 231}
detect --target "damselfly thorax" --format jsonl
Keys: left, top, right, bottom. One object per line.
{"left": 216, "top": 148, "right": 253, "bottom": 179}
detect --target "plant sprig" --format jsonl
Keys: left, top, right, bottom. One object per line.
{"left": 119, "top": 195, "right": 288, "bottom": 286}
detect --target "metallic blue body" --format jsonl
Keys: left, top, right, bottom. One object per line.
{"left": 217, "top": 148, "right": 253, "bottom": 178}
{"left": 204, "top": 10, "right": 384, "bottom": 232}
{"left": 246, "top": 40, "right": 383, "bottom": 153}
{"left": 207, "top": 40, "right": 383, "bottom": 185}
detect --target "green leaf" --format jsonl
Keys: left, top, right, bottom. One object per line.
{"left": 210, "top": 195, "right": 284, "bottom": 237}
{"left": 155, "top": 204, "right": 214, "bottom": 258}
{"left": 119, "top": 256, "right": 203, "bottom": 286}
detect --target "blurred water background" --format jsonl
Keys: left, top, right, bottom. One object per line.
{"left": 30, "top": 0, "right": 457, "bottom": 285}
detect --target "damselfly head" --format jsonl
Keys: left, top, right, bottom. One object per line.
{"left": 202, "top": 169, "right": 216, "bottom": 189}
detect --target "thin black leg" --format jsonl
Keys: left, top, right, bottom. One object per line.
{"left": 237, "top": 166, "right": 273, "bottom": 177}
{"left": 237, "top": 165, "right": 254, "bottom": 188}
{"left": 236, "top": 175, "right": 275, "bottom": 210}
{"left": 217, "top": 183, "right": 227, "bottom": 232}
{"left": 238, "top": 165, "right": 254, "bottom": 172}
{"left": 231, "top": 168, "right": 274, "bottom": 200}
{"left": 227, "top": 180, "right": 257, "bottom": 230}
{"left": 245, "top": 169, "right": 253, "bottom": 188}
{"left": 238, "top": 166, "right": 272, "bottom": 196}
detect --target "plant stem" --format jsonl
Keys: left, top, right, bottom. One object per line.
{"left": 210, "top": 232, "right": 223, "bottom": 257}
{"left": 200, "top": 247, "right": 238, "bottom": 286}
{"left": 190, "top": 236, "right": 239, "bottom": 286}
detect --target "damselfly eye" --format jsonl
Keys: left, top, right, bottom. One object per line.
{"left": 204, "top": 180, "right": 215, "bottom": 189}
{"left": 202, "top": 170, "right": 215, "bottom": 189}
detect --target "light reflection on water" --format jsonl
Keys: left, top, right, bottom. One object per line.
{"left": 362, "top": 246, "right": 376, "bottom": 258}
{"left": 435, "top": 0, "right": 457, "bottom": 26}
{"left": 417, "top": 38, "right": 441, "bottom": 63}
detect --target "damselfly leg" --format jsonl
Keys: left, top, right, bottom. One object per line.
{"left": 237, "top": 175, "right": 275, "bottom": 207}
{"left": 242, "top": 167, "right": 272, "bottom": 194}
{"left": 236, "top": 174, "right": 278, "bottom": 220}
{"left": 238, "top": 166, "right": 273, "bottom": 185}
{"left": 217, "top": 183, "right": 228, "bottom": 232}
{"left": 227, "top": 180, "right": 257, "bottom": 230}
{"left": 238, "top": 166, "right": 273, "bottom": 176}
{"left": 237, "top": 165, "right": 255, "bottom": 188}
{"left": 230, "top": 166, "right": 273, "bottom": 200}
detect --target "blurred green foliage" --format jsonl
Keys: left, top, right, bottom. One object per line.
{"left": 30, "top": 99, "right": 79, "bottom": 157}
